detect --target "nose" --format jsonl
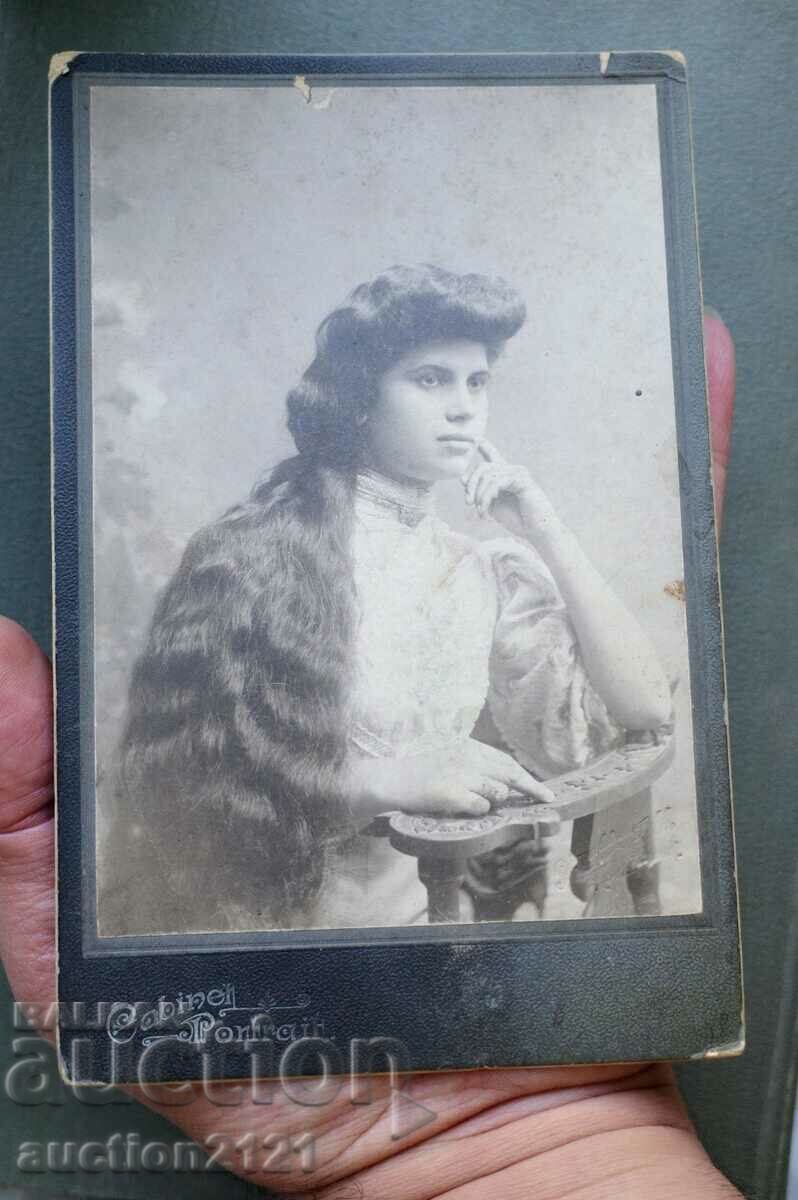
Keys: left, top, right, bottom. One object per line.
{"left": 445, "top": 381, "right": 478, "bottom": 423}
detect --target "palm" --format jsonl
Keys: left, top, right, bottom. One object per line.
{"left": 0, "top": 315, "right": 738, "bottom": 1196}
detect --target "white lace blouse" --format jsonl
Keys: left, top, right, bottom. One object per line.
{"left": 309, "top": 468, "right": 621, "bottom": 930}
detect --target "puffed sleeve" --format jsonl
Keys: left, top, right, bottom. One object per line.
{"left": 485, "top": 538, "right": 623, "bottom": 779}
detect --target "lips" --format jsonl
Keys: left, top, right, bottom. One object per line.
{"left": 437, "top": 435, "right": 475, "bottom": 445}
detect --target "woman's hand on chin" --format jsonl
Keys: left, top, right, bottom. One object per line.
{"left": 462, "top": 437, "right": 562, "bottom": 544}
{"left": 345, "top": 739, "right": 553, "bottom": 825}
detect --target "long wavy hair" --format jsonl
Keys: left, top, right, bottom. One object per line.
{"left": 102, "top": 264, "right": 526, "bottom": 934}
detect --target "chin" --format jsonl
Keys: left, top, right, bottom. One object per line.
{"left": 412, "top": 460, "right": 464, "bottom": 483}
{"left": 437, "top": 459, "right": 470, "bottom": 479}
{"left": 437, "top": 449, "right": 477, "bottom": 477}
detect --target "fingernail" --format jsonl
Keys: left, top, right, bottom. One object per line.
{"left": 703, "top": 304, "right": 725, "bottom": 325}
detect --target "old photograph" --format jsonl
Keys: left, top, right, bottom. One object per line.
{"left": 88, "top": 77, "right": 701, "bottom": 937}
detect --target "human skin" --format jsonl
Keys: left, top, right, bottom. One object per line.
{"left": 0, "top": 312, "right": 739, "bottom": 1197}
{"left": 347, "top": 332, "right": 672, "bottom": 823}
{"left": 364, "top": 338, "right": 492, "bottom": 483}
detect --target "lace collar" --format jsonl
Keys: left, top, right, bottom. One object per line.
{"left": 354, "top": 467, "right": 435, "bottom": 528}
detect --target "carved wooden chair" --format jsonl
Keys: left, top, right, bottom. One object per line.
{"left": 368, "top": 728, "right": 675, "bottom": 923}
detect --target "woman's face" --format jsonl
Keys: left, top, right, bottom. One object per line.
{"left": 364, "top": 339, "right": 491, "bottom": 484}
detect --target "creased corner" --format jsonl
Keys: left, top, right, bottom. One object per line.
{"left": 691, "top": 1027, "right": 746, "bottom": 1060}
{"left": 660, "top": 50, "right": 688, "bottom": 82}
{"left": 49, "top": 51, "right": 81, "bottom": 86}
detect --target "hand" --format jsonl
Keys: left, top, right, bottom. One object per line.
{"left": 0, "top": 313, "right": 739, "bottom": 1197}
{"left": 351, "top": 738, "right": 553, "bottom": 821}
{"left": 462, "top": 437, "right": 559, "bottom": 542}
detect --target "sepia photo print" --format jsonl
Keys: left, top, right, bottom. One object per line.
{"left": 87, "top": 74, "right": 703, "bottom": 938}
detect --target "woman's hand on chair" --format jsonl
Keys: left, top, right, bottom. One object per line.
{"left": 345, "top": 738, "right": 553, "bottom": 822}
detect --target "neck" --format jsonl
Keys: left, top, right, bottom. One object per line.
{"left": 354, "top": 465, "right": 436, "bottom": 527}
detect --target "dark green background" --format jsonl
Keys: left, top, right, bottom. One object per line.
{"left": 2, "top": 3, "right": 797, "bottom": 1197}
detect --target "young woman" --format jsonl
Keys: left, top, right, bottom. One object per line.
{"left": 101, "top": 264, "right": 671, "bottom": 935}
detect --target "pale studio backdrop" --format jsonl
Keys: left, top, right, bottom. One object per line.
{"left": 89, "top": 79, "right": 701, "bottom": 914}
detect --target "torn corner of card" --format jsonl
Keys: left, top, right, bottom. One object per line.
{"left": 49, "top": 51, "right": 81, "bottom": 85}
{"left": 293, "top": 74, "right": 312, "bottom": 103}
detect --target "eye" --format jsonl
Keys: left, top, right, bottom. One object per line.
{"left": 468, "top": 373, "right": 489, "bottom": 392}
{"left": 414, "top": 369, "right": 442, "bottom": 389}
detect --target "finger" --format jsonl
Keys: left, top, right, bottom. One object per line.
{"left": 464, "top": 462, "right": 490, "bottom": 505}
{"left": 472, "top": 469, "right": 494, "bottom": 509}
{"left": 470, "top": 780, "right": 510, "bottom": 805}
{"left": 703, "top": 308, "right": 735, "bottom": 529}
{"left": 425, "top": 782, "right": 492, "bottom": 818}
{"left": 477, "top": 437, "right": 506, "bottom": 465}
{"left": 510, "top": 776, "right": 554, "bottom": 803}
{"left": 460, "top": 792, "right": 491, "bottom": 817}
{"left": 475, "top": 745, "right": 552, "bottom": 798}
{"left": 0, "top": 618, "right": 57, "bottom": 1030}
{"left": 460, "top": 452, "right": 484, "bottom": 488}
{"left": 519, "top": 774, "right": 554, "bottom": 803}
{"left": 0, "top": 623, "right": 53, "bottom": 835}
{"left": 475, "top": 476, "right": 502, "bottom": 518}
{"left": 485, "top": 767, "right": 553, "bottom": 804}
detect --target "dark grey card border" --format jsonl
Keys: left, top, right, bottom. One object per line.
{"left": 52, "top": 52, "right": 742, "bottom": 1082}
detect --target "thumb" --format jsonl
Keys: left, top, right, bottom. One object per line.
{"left": 703, "top": 308, "right": 736, "bottom": 528}
{"left": 0, "top": 617, "right": 57, "bottom": 1024}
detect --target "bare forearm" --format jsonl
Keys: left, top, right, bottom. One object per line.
{"left": 533, "top": 517, "right": 672, "bottom": 731}
{"left": 339, "top": 756, "right": 396, "bottom": 830}
{"left": 464, "top": 441, "right": 672, "bottom": 732}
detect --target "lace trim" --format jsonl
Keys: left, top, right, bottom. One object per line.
{"left": 354, "top": 467, "right": 435, "bottom": 528}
